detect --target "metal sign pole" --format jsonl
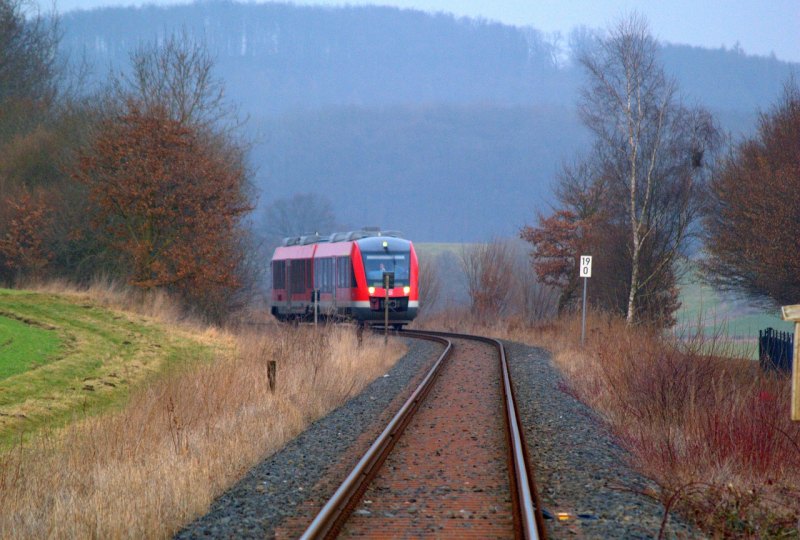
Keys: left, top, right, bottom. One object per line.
{"left": 581, "top": 277, "right": 587, "bottom": 346}
{"left": 314, "top": 289, "right": 319, "bottom": 327}
{"left": 383, "top": 272, "right": 394, "bottom": 345}
{"left": 384, "top": 287, "right": 389, "bottom": 345}
{"left": 579, "top": 255, "right": 592, "bottom": 347}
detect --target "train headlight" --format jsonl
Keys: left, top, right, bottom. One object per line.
{"left": 403, "top": 286, "right": 410, "bottom": 295}
{"left": 368, "top": 286, "right": 375, "bottom": 295}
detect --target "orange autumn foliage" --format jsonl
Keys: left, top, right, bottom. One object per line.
{"left": 0, "top": 188, "right": 53, "bottom": 277}
{"left": 73, "top": 103, "right": 251, "bottom": 308}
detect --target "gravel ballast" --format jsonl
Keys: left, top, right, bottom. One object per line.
{"left": 176, "top": 338, "right": 701, "bottom": 539}
{"left": 505, "top": 341, "right": 701, "bottom": 539}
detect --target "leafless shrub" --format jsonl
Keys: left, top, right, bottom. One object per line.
{"left": 516, "top": 261, "right": 559, "bottom": 323}
{"left": 417, "top": 253, "right": 442, "bottom": 318}
{"left": 460, "top": 239, "right": 516, "bottom": 323}
{"left": 519, "top": 312, "right": 800, "bottom": 537}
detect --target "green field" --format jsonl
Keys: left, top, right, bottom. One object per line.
{"left": 0, "top": 288, "right": 216, "bottom": 447}
{"left": 0, "top": 314, "right": 62, "bottom": 380}
{"left": 673, "top": 266, "right": 791, "bottom": 358}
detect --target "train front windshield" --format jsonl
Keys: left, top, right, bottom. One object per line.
{"left": 362, "top": 251, "right": 411, "bottom": 287}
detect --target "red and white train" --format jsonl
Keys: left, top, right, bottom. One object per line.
{"left": 270, "top": 229, "right": 419, "bottom": 327}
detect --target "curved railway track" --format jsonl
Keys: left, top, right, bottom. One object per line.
{"left": 300, "top": 329, "right": 547, "bottom": 539}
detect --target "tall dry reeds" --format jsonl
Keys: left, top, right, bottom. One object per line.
{"left": 518, "top": 312, "right": 800, "bottom": 536}
{"left": 26, "top": 276, "right": 186, "bottom": 323}
{"left": 0, "top": 323, "right": 404, "bottom": 538}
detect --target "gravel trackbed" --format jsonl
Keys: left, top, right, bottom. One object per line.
{"left": 176, "top": 338, "right": 700, "bottom": 539}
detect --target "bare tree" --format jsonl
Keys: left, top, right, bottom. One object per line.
{"left": 511, "top": 245, "right": 558, "bottom": 322}
{"left": 459, "top": 240, "right": 516, "bottom": 322}
{"left": 417, "top": 253, "right": 442, "bottom": 317}
{"left": 110, "top": 31, "right": 238, "bottom": 132}
{"left": 703, "top": 78, "right": 800, "bottom": 307}
{"left": 577, "top": 13, "right": 719, "bottom": 324}
{"left": 262, "top": 193, "right": 337, "bottom": 245}
{"left": 0, "top": 0, "right": 59, "bottom": 110}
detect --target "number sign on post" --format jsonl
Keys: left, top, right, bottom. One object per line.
{"left": 580, "top": 256, "right": 592, "bottom": 346}
{"left": 580, "top": 255, "right": 592, "bottom": 278}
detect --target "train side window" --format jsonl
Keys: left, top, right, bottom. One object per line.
{"left": 336, "top": 258, "right": 343, "bottom": 288}
{"left": 336, "top": 257, "right": 356, "bottom": 288}
{"left": 272, "top": 261, "right": 285, "bottom": 289}
{"left": 324, "top": 258, "right": 334, "bottom": 292}
{"left": 316, "top": 258, "right": 334, "bottom": 293}
{"left": 291, "top": 260, "right": 308, "bottom": 294}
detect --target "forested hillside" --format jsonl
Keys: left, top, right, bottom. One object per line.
{"left": 59, "top": 1, "right": 798, "bottom": 241}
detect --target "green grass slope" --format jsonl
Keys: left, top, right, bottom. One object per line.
{"left": 0, "top": 314, "right": 62, "bottom": 380}
{"left": 675, "top": 270, "right": 791, "bottom": 334}
{"left": 0, "top": 289, "right": 215, "bottom": 447}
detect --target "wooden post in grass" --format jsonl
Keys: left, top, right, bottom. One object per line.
{"left": 268, "top": 360, "right": 277, "bottom": 393}
{"left": 780, "top": 304, "right": 800, "bottom": 421}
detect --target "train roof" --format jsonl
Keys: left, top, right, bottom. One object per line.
{"left": 271, "top": 242, "right": 317, "bottom": 260}
{"left": 272, "top": 228, "right": 412, "bottom": 260}
{"left": 279, "top": 228, "right": 406, "bottom": 247}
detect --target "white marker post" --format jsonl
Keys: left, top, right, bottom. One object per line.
{"left": 780, "top": 304, "right": 800, "bottom": 421}
{"left": 580, "top": 255, "right": 592, "bottom": 346}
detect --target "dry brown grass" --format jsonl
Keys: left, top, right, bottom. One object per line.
{"left": 0, "top": 282, "right": 405, "bottom": 539}
{"left": 25, "top": 276, "right": 187, "bottom": 324}
{"left": 421, "top": 310, "right": 800, "bottom": 537}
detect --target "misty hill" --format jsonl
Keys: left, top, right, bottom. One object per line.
{"left": 59, "top": 2, "right": 798, "bottom": 241}
{"left": 63, "top": 2, "right": 568, "bottom": 111}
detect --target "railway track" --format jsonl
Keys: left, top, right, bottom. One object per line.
{"left": 299, "top": 329, "right": 547, "bottom": 539}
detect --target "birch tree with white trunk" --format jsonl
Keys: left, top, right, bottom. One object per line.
{"left": 577, "top": 14, "right": 718, "bottom": 324}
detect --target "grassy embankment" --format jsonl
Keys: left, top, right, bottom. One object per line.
{"left": 0, "top": 309, "right": 61, "bottom": 380}
{"left": 0, "top": 283, "right": 405, "bottom": 538}
{"left": 0, "top": 287, "right": 214, "bottom": 447}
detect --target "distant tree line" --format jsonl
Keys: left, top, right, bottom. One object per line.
{"left": 58, "top": 2, "right": 795, "bottom": 116}
{"left": 60, "top": 2, "right": 568, "bottom": 113}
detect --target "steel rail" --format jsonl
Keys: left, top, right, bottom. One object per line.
{"left": 408, "top": 330, "right": 546, "bottom": 540}
{"left": 500, "top": 338, "right": 543, "bottom": 540}
{"left": 300, "top": 331, "right": 452, "bottom": 540}
{"left": 300, "top": 328, "right": 545, "bottom": 539}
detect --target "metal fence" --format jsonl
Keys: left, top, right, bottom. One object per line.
{"left": 759, "top": 327, "right": 793, "bottom": 372}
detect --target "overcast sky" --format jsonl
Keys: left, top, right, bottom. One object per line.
{"left": 48, "top": 0, "right": 800, "bottom": 63}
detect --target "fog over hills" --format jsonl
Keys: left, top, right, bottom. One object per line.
{"left": 60, "top": 1, "right": 798, "bottom": 241}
